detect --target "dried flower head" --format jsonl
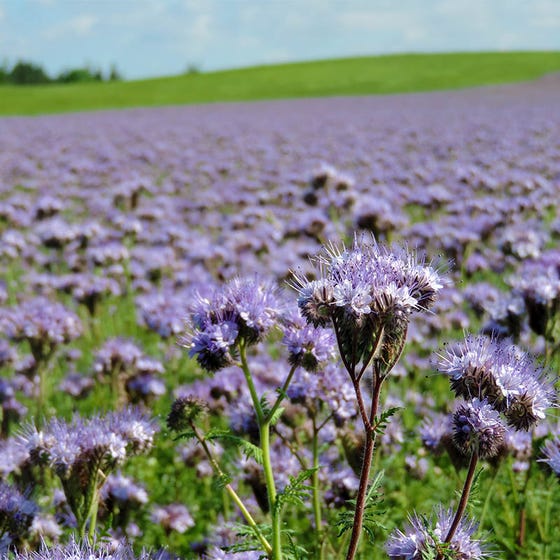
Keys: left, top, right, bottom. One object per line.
{"left": 167, "top": 396, "right": 208, "bottom": 432}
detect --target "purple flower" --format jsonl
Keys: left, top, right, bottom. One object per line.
{"left": 0, "top": 481, "right": 38, "bottom": 549}
{"left": 101, "top": 472, "right": 149, "bottom": 506}
{"left": 181, "top": 277, "right": 280, "bottom": 372}
{"left": 151, "top": 503, "right": 194, "bottom": 534}
{"left": 281, "top": 312, "right": 336, "bottom": 372}
{"left": 452, "top": 398, "right": 506, "bottom": 459}
{"left": 386, "top": 506, "right": 486, "bottom": 559}
{"left": 1, "top": 297, "right": 82, "bottom": 362}
{"left": 14, "top": 537, "right": 159, "bottom": 559}
{"left": 93, "top": 337, "right": 144, "bottom": 377}
{"left": 293, "top": 236, "right": 445, "bottom": 376}
{"left": 541, "top": 437, "right": 560, "bottom": 477}
{"left": 436, "top": 335, "right": 555, "bottom": 430}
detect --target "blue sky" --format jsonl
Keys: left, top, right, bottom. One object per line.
{"left": 1, "top": 0, "right": 560, "bottom": 80}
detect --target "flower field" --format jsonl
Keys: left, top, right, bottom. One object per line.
{"left": 1, "top": 76, "right": 560, "bottom": 559}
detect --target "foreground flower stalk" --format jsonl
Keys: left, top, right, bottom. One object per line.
{"left": 181, "top": 277, "right": 288, "bottom": 559}
{"left": 294, "top": 236, "right": 445, "bottom": 559}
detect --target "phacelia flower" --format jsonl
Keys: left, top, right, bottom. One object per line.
{"left": 293, "top": 236, "right": 445, "bottom": 377}
{"left": 281, "top": 311, "right": 336, "bottom": 372}
{"left": 1, "top": 297, "right": 82, "bottom": 362}
{"left": 151, "top": 503, "right": 195, "bottom": 534}
{"left": 386, "top": 506, "right": 487, "bottom": 559}
{"left": 452, "top": 398, "right": 506, "bottom": 459}
{"left": 14, "top": 537, "right": 160, "bottom": 559}
{"left": 436, "top": 335, "right": 555, "bottom": 430}
{"left": 0, "top": 482, "right": 38, "bottom": 548}
{"left": 181, "top": 277, "right": 281, "bottom": 372}
{"left": 541, "top": 437, "right": 560, "bottom": 477}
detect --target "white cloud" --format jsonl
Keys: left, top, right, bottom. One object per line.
{"left": 43, "top": 14, "right": 98, "bottom": 40}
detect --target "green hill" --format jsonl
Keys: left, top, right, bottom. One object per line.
{"left": 2, "top": 51, "right": 560, "bottom": 116}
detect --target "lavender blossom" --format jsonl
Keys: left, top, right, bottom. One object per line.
{"left": 151, "top": 503, "right": 195, "bottom": 534}
{"left": 281, "top": 312, "right": 336, "bottom": 372}
{"left": 1, "top": 297, "right": 82, "bottom": 362}
{"left": 0, "top": 481, "right": 38, "bottom": 549}
{"left": 14, "top": 537, "right": 160, "bottom": 559}
{"left": 541, "top": 437, "right": 560, "bottom": 477}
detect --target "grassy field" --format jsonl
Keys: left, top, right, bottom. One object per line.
{"left": 1, "top": 51, "right": 560, "bottom": 116}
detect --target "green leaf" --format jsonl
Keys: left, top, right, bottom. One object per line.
{"left": 172, "top": 430, "right": 197, "bottom": 441}
{"left": 372, "top": 407, "right": 401, "bottom": 435}
{"left": 335, "top": 470, "right": 386, "bottom": 544}
{"left": 268, "top": 405, "right": 285, "bottom": 426}
{"left": 228, "top": 522, "right": 272, "bottom": 556}
{"left": 273, "top": 467, "right": 318, "bottom": 516}
{"left": 204, "top": 428, "right": 264, "bottom": 464}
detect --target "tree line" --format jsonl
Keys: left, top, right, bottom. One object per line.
{"left": 0, "top": 60, "right": 122, "bottom": 85}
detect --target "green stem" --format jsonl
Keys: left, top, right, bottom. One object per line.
{"left": 191, "top": 422, "right": 272, "bottom": 556}
{"left": 266, "top": 364, "right": 297, "bottom": 424}
{"left": 87, "top": 487, "right": 99, "bottom": 542}
{"left": 261, "top": 419, "right": 282, "bottom": 560}
{"left": 239, "top": 341, "right": 283, "bottom": 559}
{"left": 543, "top": 475, "right": 553, "bottom": 560}
{"left": 312, "top": 417, "right": 323, "bottom": 560}
{"left": 239, "top": 342, "right": 264, "bottom": 423}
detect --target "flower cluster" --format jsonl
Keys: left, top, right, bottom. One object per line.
{"left": 1, "top": 297, "right": 82, "bottom": 362}
{"left": 17, "top": 408, "right": 157, "bottom": 534}
{"left": 294, "top": 236, "right": 444, "bottom": 376}
{"left": 280, "top": 310, "right": 336, "bottom": 372}
{"left": 0, "top": 482, "right": 38, "bottom": 550}
{"left": 436, "top": 335, "right": 554, "bottom": 430}
{"left": 386, "top": 506, "right": 486, "bottom": 559}
{"left": 181, "top": 277, "right": 281, "bottom": 372}
{"left": 13, "top": 537, "right": 161, "bottom": 560}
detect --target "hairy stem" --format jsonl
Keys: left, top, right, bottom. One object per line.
{"left": 345, "top": 367, "right": 384, "bottom": 560}
{"left": 445, "top": 450, "right": 479, "bottom": 544}
{"left": 239, "top": 342, "right": 264, "bottom": 423}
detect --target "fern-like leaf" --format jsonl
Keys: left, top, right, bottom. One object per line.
{"left": 335, "top": 470, "right": 385, "bottom": 543}
{"left": 205, "top": 428, "right": 264, "bottom": 464}
{"left": 372, "top": 407, "right": 401, "bottom": 435}
{"left": 273, "top": 467, "right": 318, "bottom": 516}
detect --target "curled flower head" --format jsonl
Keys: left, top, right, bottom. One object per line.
{"left": 452, "top": 398, "right": 506, "bottom": 459}
{"left": 281, "top": 311, "right": 336, "bottom": 372}
{"left": 386, "top": 506, "right": 487, "bottom": 559}
{"left": 167, "top": 396, "right": 208, "bottom": 432}
{"left": 293, "top": 236, "right": 445, "bottom": 376}
{"left": 181, "top": 277, "right": 281, "bottom": 373}
{"left": 436, "top": 335, "right": 555, "bottom": 430}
